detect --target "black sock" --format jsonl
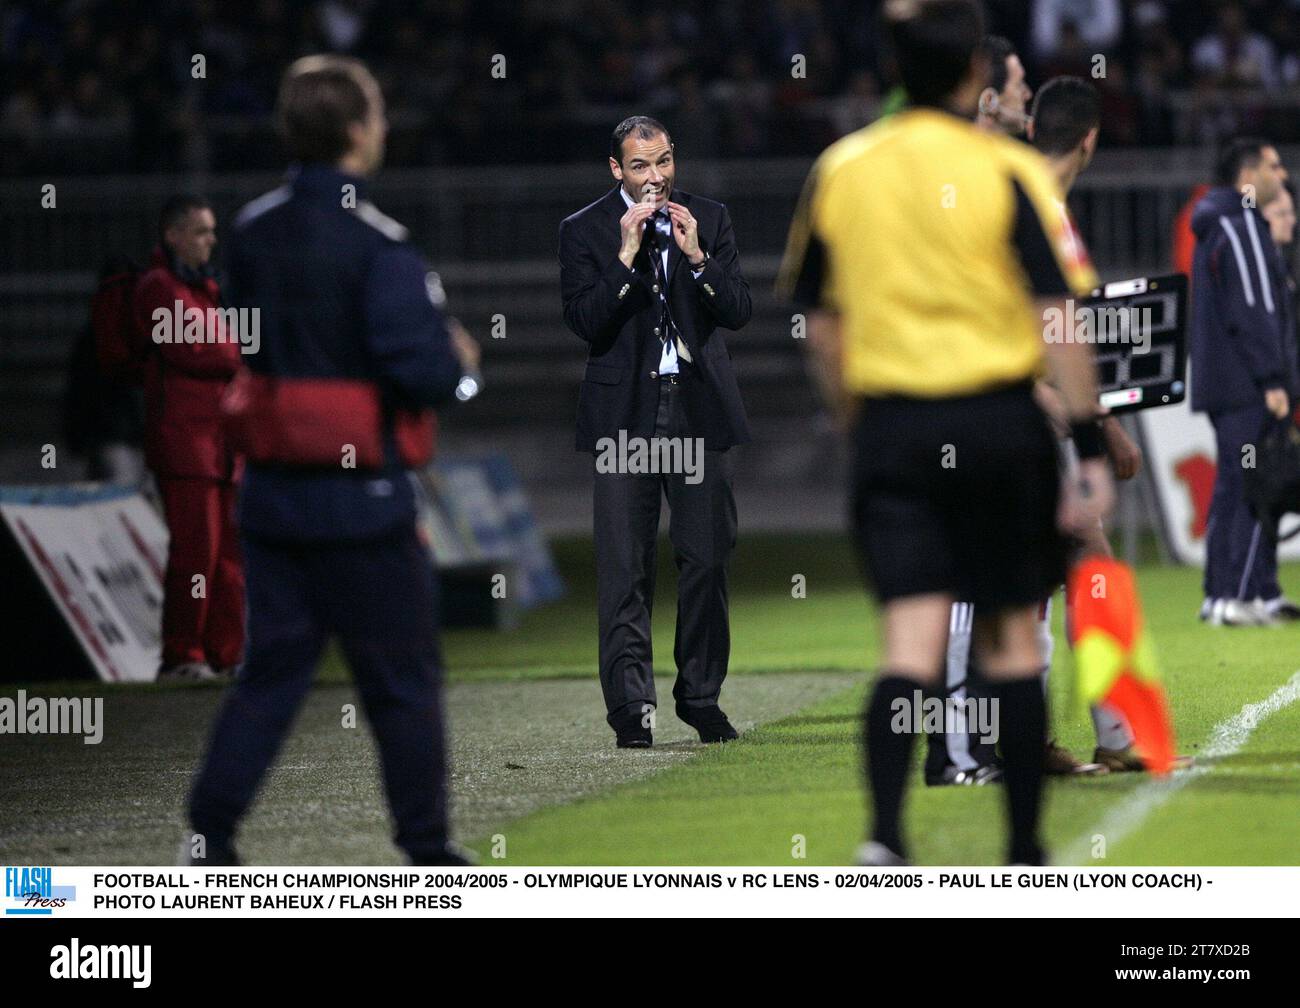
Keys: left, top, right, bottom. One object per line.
{"left": 987, "top": 675, "right": 1048, "bottom": 864}
{"left": 863, "top": 674, "right": 923, "bottom": 856}
{"left": 922, "top": 680, "right": 952, "bottom": 782}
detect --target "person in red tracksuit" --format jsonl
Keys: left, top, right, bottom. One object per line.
{"left": 135, "top": 194, "right": 245, "bottom": 681}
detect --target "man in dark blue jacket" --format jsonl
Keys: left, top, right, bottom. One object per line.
{"left": 185, "top": 55, "right": 477, "bottom": 865}
{"left": 1190, "top": 137, "right": 1300, "bottom": 626}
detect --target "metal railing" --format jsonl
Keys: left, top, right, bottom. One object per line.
{"left": 0, "top": 148, "right": 1274, "bottom": 438}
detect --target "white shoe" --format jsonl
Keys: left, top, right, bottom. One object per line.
{"left": 1208, "top": 599, "right": 1265, "bottom": 627}
{"left": 158, "top": 661, "right": 219, "bottom": 682}
{"left": 1199, "top": 597, "right": 1215, "bottom": 621}
{"left": 854, "top": 841, "right": 910, "bottom": 866}
{"left": 1250, "top": 598, "right": 1280, "bottom": 626}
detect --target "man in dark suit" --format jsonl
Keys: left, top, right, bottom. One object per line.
{"left": 559, "top": 115, "right": 751, "bottom": 749}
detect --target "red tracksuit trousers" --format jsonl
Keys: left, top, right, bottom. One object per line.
{"left": 159, "top": 478, "right": 245, "bottom": 670}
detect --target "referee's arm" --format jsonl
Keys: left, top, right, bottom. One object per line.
{"left": 776, "top": 169, "right": 854, "bottom": 428}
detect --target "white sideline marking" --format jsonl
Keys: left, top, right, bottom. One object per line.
{"left": 1061, "top": 670, "right": 1300, "bottom": 864}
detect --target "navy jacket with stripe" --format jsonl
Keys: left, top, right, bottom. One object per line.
{"left": 1189, "top": 186, "right": 1299, "bottom": 414}
{"left": 225, "top": 163, "right": 462, "bottom": 541}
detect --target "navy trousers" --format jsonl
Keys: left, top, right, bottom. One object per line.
{"left": 1205, "top": 405, "right": 1281, "bottom": 602}
{"left": 188, "top": 523, "right": 449, "bottom": 862}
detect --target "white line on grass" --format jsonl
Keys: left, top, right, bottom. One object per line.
{"left": 1060, "top": 670, "right": 1300, "bottom": 865}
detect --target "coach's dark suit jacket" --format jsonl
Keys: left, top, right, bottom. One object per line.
{"left": 559, "top": 186, "right": 752, "bottom": 451}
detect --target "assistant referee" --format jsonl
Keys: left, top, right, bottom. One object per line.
{"left": 778, "top": 0, "right": 1112, "bottom": 866}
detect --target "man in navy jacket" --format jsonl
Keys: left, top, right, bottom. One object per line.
{"left": 186, "top": 55, "right": 477, "bottom": 865}
{"left": 1190, "top": 137, "right": 1300, "bottom": 626}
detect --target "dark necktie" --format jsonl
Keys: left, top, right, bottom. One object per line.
{"left": 647, "top": 217, "right": 690, "bottom": 362}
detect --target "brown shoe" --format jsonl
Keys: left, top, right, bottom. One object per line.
{"left": 1045, "top": 739, "right": 1108, "bottom": 775}
{"left": 1094, "top": 746, "right": 1194, "bottom": 773}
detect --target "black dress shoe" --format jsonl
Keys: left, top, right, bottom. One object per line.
{"left": 677, "top": 703, "right": 738, "bottom": 743}
{"left": 611, "top": 709, "right": 653, "bottom": 749}
{"left": 412, "top": 841, "right": 478, "bottom": 866}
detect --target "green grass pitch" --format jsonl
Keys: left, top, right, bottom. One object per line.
{"left": 2, "top": 533, "right": 1297, "bottom": 866}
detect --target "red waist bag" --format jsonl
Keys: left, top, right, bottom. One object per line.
{"left": 221, "top": 368, "right": 436, "bottom": 469}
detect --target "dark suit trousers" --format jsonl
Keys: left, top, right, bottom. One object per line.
{"left": 593, "top": 376, "right": 737, "bottom": 726}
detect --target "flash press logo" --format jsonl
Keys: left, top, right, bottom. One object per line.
{"left": 4, "top": 866, "right": 76, "bottom": 915}
{"left": 50, "top": 939, "right": 151, "bottom": 988}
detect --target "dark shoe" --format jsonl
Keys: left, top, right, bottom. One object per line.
{"left": 611, "top": 708, "right": 653, "bottom": 749}
{"left": 677, "top": 703, "right": 738, "bottom": 744}
{"left": 178, "top": 835, "right": 240, "bottom": 866}
{"left": 1009, "top": 843, "right": 1048, "bottom": 866}
{"left": 412, "top": 841, "right": 477, "bottom": 866}
{"left": 925, "top": 763, "right": 1003, "bottom": 787}
{"left": 1093, "top": 745, "right": 1194, "bottom": 773}
{"left": 1044, "top": 738, "right": 1107, "bottom": 776}
{"left": 1265, "top": 597, "right": 1300, "bottom": 622}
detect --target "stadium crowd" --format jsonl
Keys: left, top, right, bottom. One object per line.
{"left": 5, "top": 0, "right": 1300, "bottom": 175}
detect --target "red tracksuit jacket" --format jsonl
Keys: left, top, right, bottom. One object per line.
{"left": 134, "top": 247, "right": 242, "bottom": 482}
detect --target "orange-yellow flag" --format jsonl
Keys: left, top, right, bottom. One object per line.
{"left": 1067, "top": 556, "right": 1176, "bottom": 775}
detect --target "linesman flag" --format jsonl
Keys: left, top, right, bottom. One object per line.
{"left": 1067, "top": 556, "right": 1177, "bottom": 774}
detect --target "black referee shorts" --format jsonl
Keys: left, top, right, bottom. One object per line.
{"left": 849, "top": 380, "right": 1068, "bottom": 609}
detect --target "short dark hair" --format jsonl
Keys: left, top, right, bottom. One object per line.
{"left": 1030, "top": 76, "right": 1100, "bottom": 155}
{"left": 1216, "top": 136, "right": 1272, "bottom": 187}
{"left": 159, "top": 194, "right": 210, "bottom": 242}
{"left": 277, "top": 55, "right": 377, "bottom": 164}
{"left": 885, "top": 0, "right": 985, "bottom": 108}
{"left": 610, "top": 115, "right": 672, "bottom": 163}
{"left": 981, "top": 35, "right": 1016, "bottom": 95}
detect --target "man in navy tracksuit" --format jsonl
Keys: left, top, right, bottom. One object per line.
{"left": 186, "top": 56, "right": 476, "bottom": 864}
{"left": 1190, "top": 138, "right": 1300, "bottom": 626}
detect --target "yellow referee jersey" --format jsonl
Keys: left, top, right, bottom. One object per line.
{"left": 777, "top": 107, "right": 1098, "bottom": 399}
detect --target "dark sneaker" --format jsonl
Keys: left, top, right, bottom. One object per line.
{"left": 1045, "top": 739, "right": 1108, "bottom": 776}
{"left": 1093, "top": 745, "right": 1194, "bottom": 773}
{"left": 925, "top": 764, "right": 1003, "bottom": 787}
{"left": 1264, "top": 597, "right": 1300, "bottom": 622}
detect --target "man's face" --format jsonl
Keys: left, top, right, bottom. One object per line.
{"left": 1248, "top": 146, "right": 1287, "bottom": 208}
{"left": 1264, "top": 187, "right": 1296, "bottom": 246}
{"left": 999, "top": 54, "right": 1032, "bottom": 132}
{"left": 609, "top": 132, "right": 675, "bottom": 207}
{"left": 166, "top": 207, "right": 217, "bottom": 269}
